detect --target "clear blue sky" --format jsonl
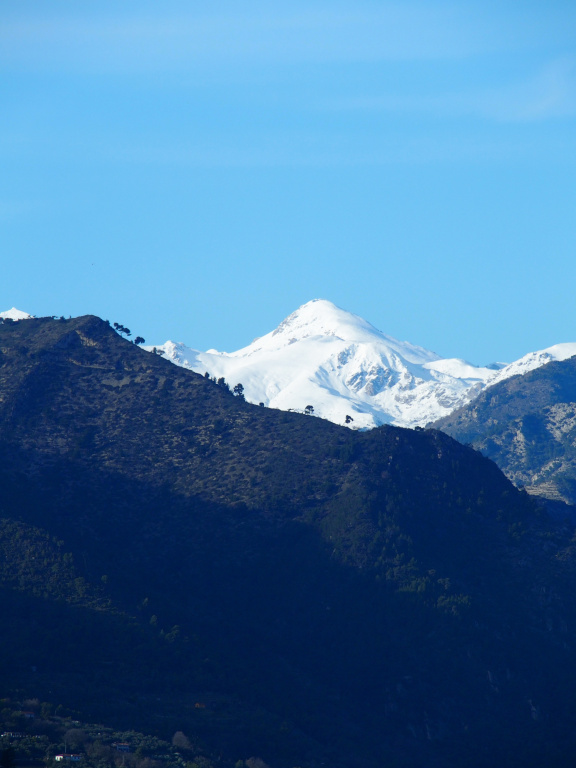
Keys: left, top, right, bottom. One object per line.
{"left": 2, "top": 0, "right": 575, "bottom": 364}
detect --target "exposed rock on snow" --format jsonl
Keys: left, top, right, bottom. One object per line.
{"left": 149, "top": 300, "right": 507, "bottom": 428}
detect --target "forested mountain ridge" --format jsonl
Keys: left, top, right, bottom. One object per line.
{"left": 432, "top": 355, "right": 576, "bottom": 507}
{"left": 2, "top": 315, "right": 576, "bottom": 767}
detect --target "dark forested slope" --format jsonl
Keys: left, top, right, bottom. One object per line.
{"left": 2, "top": 316, "right": 576, "bottom": 768}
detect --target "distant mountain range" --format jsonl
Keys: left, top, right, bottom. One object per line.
{"left": 150, "top": 299, "right": 576, "bottom": 429}
{"left": 6, "top": 301, "right": 576, "bottom": 507}
{"left": 5, "top": 300, "right": 576, "bottom": 430}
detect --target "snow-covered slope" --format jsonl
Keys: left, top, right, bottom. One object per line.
{"left": 4, "top": 301, "right": 573, "bottom": 429}
{"left": 0, "top": 307, "right": 32, "bottom": 321}
{"left": 487, "top": 343, "right": 576, "bottom": 387}
{"left": 150, "top": 299, "right": 506, "bottom": 429}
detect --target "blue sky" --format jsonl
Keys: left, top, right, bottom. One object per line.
{"left": 2, "top": 0, "right": 576, "bottom": 364}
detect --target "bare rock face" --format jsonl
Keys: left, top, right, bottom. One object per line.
{"left": 433, "top": 355, "right": 576, "bottom": 506}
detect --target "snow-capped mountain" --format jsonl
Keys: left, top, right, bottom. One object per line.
{"left": 4, "top": 302, "right": 574, "bottom": 429}
{"left": 150, "top": 299, "right": 515, "bottom": 429}
{"left": 0, "top": 307, "right": 33, "bottom": 321}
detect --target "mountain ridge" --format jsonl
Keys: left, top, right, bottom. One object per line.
{"left": 3, "top": 314, "right": 576, "bottom": 765}
{"left": 148, "top": 299, "right": 576, "bottom": 429}
{"left": 432, "top": 354, "right": 576, "bottom": 507}
{"left": 4, "top": 301, "right": 576, "bottom": 430}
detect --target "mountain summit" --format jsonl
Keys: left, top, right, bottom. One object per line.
{"left": 242, "top": 299, "right": 439, "bottom": 362}
{"left": 153, "top": 299, "right": 500, "bottom": 428}
{"left": 4, "top": 301, "right": 574, "bottom": 429}
{"left": 0, "top": 307, "right": 33, "bottom": 321}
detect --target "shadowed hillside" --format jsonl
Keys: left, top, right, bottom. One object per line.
{"left": 2, "top": 316, "right": 576, "bottom": 768}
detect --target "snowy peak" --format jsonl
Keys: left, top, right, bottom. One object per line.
{"left": 150, "top": 300, "right": 504, "bottom": 429}
{"left": 0, "top": 307, "right": 33, "bottom": 321}
{"left": 271, "top": 299, "right": 384, "bottom": 343}
{"left": 3, "top": 302, "right": 573, "bottom": 431}
{"left": 3, "top": 300, "right": 570, "bottom": 431}
{"left": 236, "top": 299, "right": 441, "bottom": 366}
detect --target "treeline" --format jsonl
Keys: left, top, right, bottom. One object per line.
{"left": 203, "top": 373, "right": 244, "bottom": 400}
